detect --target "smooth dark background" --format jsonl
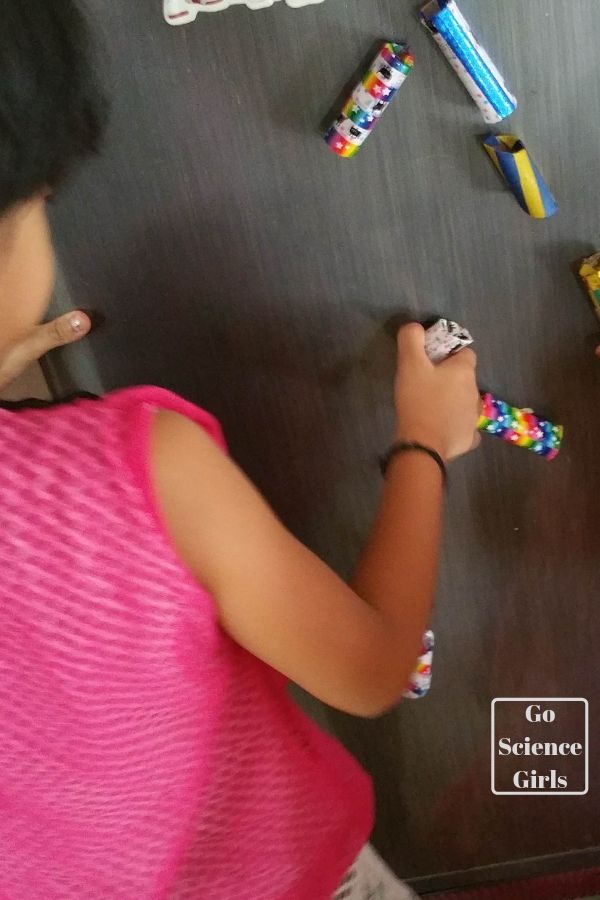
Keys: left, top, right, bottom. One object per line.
{"left": 49, "top": 0, "right": 600, "bottom": 890}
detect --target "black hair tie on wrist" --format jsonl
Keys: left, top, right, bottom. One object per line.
{"left": 379, "top": 441, "right": 447, "bottom": 485}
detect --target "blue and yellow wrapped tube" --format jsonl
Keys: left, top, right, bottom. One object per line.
{"left": 482, "top": 134, "right": 558, "bottom": 219}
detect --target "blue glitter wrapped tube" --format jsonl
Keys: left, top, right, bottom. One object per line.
{"left": 420, "top": 0, "right": 517, "bottom": 123}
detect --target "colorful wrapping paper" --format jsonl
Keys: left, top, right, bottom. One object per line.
{"left": 578, "top": 251, "right": 600, "bottom": 319}
{"left": 403, "top": 631, "right": 435, "bottom": 700}
{"left": 420, "top": 0, "right": 516, "bottom": 124}
{"left": 483, "top": 134, "right": 558, "bottom": 219}
{"left": 478, "top": 393, "right": 563, "bottom": 459}
{"left": 325, "top": 42, "right": 414, "bottom": 158}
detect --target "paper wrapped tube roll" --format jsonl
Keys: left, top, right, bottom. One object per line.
{"left": 420, "top": 0, "right": 517, "bottom": 123}
{"left": 424, "top": 319, "right": 564, "bottom": 460}
{"left": 483, "top": 134, "right": 558, "bottom": 219}
{"left": 325, "top": 42, "right": 413, "bottom": 158}
{"left": 403, "top": 631, "right": 435, "bottom": 700}
{"left": 578, "top": 252, "right": 600, "bottom": 319}
{"left": 424, "top": 318, "right": 474, "bottom": 363}
{"left": 478, "top": 393, "right": 563, "bottom": 459}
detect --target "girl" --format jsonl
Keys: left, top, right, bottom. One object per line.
{"left": 0, "top": 2, "right": 480, "bottom": 897}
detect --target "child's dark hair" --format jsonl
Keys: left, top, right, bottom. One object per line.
{"left": 0, "top": 0, "right": 107, "bottom": 216}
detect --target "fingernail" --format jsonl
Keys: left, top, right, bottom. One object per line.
{"left": 69, "top": 314, "right": 83, "bottom": 333}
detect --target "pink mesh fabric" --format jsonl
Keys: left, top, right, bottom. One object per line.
{"left": 0, "top": 387, "right": 374, "bottom": 899}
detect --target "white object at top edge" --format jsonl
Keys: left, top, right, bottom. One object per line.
{"left": 164, "top": 0, "right": 325, "bottom": 23}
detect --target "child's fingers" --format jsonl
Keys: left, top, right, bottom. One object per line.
{"left": 0, "top": 311, "right": 91, "bottom": 392}
{"left": 595, "top": 344, "right": 600, "bottom": 359}
{"left": 37, "top": 311, "right": 92, "bottom": 353}
{"left": 441, "top": 346, "right": 478, "bottom": 369}
{"left": 396, "top": 323, "right": 427, "bottom": 363}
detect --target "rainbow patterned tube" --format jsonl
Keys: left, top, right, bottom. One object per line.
{"left": 578, "top": 251, "right": 600, "bottom": 319}
{"left": 420, "top": 0, "right": 516, "bottom": 124}
{"left": 324, "top": 42, "right": 413, "bottom": 158}
{"left": 478, "top": 393, "right": 563, "bottom": 460}
{"left": 403, "top": 631, "right": 435, "bottom": 700}
{"left": 483, "top": 134, "right": 558, "bottom": 219}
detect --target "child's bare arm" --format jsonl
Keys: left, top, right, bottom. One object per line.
{"left": 152, "top": 410, "right": 407, "bottom": 717}
{"left": 349, "top": 324, "right": 479, "bottom": 663}
{"left": 151, "top": 324, "right": 479, "bottom": 718}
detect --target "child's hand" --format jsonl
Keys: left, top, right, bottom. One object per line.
{"left": 394, "top": 322, "right": 480, "bottom": 462}
{"left": 0, "top": 311, "right": 91, "bottom": 393}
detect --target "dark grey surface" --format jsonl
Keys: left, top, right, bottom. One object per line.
{"left": 50, "top": 0, "right": 600, "bottom": 888}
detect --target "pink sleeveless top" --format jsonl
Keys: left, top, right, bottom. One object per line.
{"left": 0, "top": 387, "right": 374, "bottom": 899}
